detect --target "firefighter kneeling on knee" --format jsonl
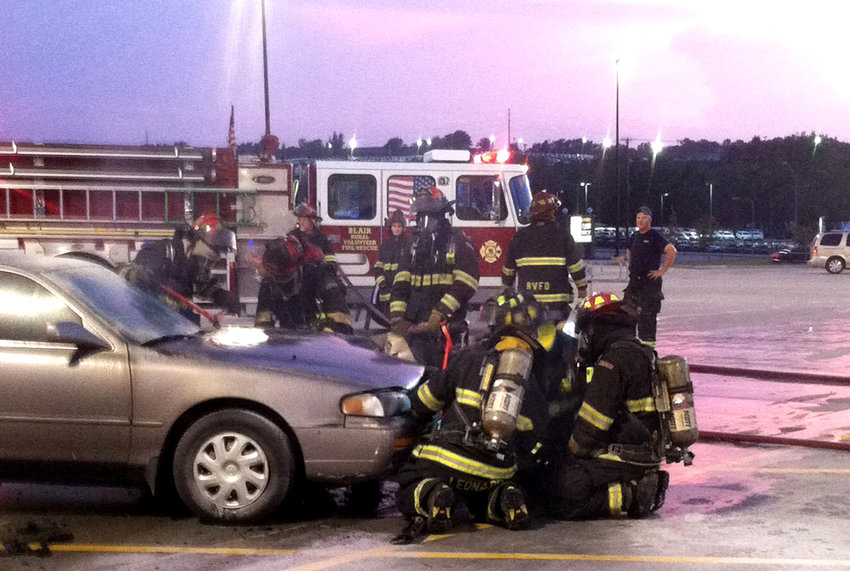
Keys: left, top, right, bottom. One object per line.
{"left": 542, "top": 292, "right": 670, "bottom": 520}
{"left": 392, "top": 294, "right": 551, "bottom": 544}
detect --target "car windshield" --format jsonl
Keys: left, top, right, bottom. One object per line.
{"left": 49, "top": 264, "right": 200, "bottom": 344}
{"left": 509, "top": 174, "right": 533, "bottom": 224}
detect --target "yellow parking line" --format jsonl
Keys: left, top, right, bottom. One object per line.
{"left": 41, "top": 543, "right": 850, "bottom": 568}
{"left": 50, "top": 544, "right": 299, "bottom": 556}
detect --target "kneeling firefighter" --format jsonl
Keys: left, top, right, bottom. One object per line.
{"left": 254, "top": 235, "right": 353, "bottom": 334}
{"left": 542, "top": 292, "right": 696, "bottom": 519}
{"left": 392, "top": 294, "right": 553, "bottom": 543}
{"left": 254, "top": 235, "right": 310, "bottom": 330}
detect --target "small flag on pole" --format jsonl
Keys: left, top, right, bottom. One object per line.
{"left": 227, "top": 105, "right": 236, "bottom": 154}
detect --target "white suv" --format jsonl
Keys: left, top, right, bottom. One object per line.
{"left": 810, "top": 231, "right": 850, "bottom": 273}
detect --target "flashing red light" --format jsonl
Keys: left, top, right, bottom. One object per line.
{"left": 472, "top": 149, "right": 513, "bottom": 164}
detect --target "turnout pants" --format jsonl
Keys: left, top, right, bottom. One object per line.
{"left": 395, "top": 458, "right": 514, "bottom": 524}
{"left": 542, "top": 457, "right": 653, "bottom": 520}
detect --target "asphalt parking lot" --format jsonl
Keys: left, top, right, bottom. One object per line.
{"left": 1, "top": 262, "right": 849, "bottom": 570}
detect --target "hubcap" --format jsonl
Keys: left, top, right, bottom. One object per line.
{"left": 192, "top": 432, "right": 269, "bottom": 509}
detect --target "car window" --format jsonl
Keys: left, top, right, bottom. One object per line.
{"left": 0, "top": 270, "right": 82, "bottom": 342}
{"left": 820, "top": 233, "right": 843, "bottom": 247}
{"left": 49, "top": 265, "right": 199, "bottom": 344}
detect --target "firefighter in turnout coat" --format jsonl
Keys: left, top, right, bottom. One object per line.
{"left": 392, "top": 294, "right": 554, "bottom": 543}
{"left": 502, "top": 191, "right": 587, "bottom": 322}
{"left": 389, "top": 187, "right": 480, "bottom": 367}
{"left": 374, "top": 209, "right": 412, "bottom": 316}
{"left": 542, "top": 292, "right": 670, "bottom": 520}
{"left": 122, "top": 214, "right": 240, "bottom": 323}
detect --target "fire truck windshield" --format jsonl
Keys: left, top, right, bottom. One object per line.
{"left": 509, "top": 174, "right": 533, "bottom": 224}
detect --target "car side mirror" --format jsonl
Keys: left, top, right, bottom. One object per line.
{"left": 47, "top": 321, "right": 110, "bottom": 352}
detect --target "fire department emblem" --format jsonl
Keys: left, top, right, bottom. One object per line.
{"left": 480, "top": 240, "right": 502, "bottom": 264}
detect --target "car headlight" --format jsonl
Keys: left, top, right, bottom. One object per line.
{"left": 341, "top": 390, "right": 411, "bottom": 418}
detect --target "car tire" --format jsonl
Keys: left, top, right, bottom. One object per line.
{"left": 826, "top": 257, "right": 845, "bottom": 274}
{"left": 173, "top": 409, "right": 296, "bottom": 523}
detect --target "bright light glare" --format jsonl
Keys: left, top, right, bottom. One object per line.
{"left": 651, "top": 132, "right": 664, "bottom": 156}
{"left": 207, "top": 326, "right": 269, "bottom": 347}
{"left": 348, "top": 135, "right": 357, "bottom": 150}
{"left": 602, "top": 134, "right": 612, "bottom": 149}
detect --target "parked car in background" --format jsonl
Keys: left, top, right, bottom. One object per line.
{"left": 714, "top": 229, "right": 737, "bottom": 241}
{"left": 770, "top": 244, "right": 810, "bottom": 263}
{"left": 810, "top": 231, "right": 850, "bottom": 273}
{"left": 0, "top": 251, "right": 422, "bottom": 523}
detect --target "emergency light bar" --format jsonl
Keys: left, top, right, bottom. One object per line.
{"left": 423, "top": 150, "right": 471, "bottom": 163}
{"left": 472, "top": 149, "right": 512, "bottom": 164}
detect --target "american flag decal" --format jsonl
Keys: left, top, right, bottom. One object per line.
{"left": 387, "top": 175, "right": 434, "bottom": 221}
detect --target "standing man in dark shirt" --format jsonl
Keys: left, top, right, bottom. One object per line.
{"left": 624, "top": 206, "right": 676, "bottom": 348}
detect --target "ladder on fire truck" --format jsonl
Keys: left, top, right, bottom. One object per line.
{"left": 0, "top": 182, "right": 257, "bottom": 233}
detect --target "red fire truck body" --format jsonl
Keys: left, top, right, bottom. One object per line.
{"left": 2, "top": 142, "right": 591, "bottom": 312}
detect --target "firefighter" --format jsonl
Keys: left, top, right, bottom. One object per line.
{"left": 501, "top": 191, "right": 587, "bottom": 322}
{"left": 374, "top": 209, "right": 411, "bottom": 316}
{"left": 541, "top": 292, "right": 669, "bottom": 520}
{"left": 255, "top": 202, "right": 352, "bottom": 333}
{"left": 254, "top": 235, "right": 353, "bottom": 334}
{"left": 254, "top": 235, "right": 309, "bottom": 330}
{"left": 122, "top": 214, "right": 240, "bottom": 324}
{"left": 290, "top": 202, "right": 336, "bottom": 266}
{"left": 623, "top": 206, "right": 676, "bottom": 348}
{"left": 389, "top": 187, "right": 480, "bottom": 367}
{"left": 392, "top": 293, "right": 552, "bottom": 544}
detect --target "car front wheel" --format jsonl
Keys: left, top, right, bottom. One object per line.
{"left": 826, "top": 257, "right": 845, "bottom": 274}
{"left": 173, "top": 409, "right": 296, "bottom": 523}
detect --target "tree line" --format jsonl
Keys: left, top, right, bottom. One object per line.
{"left": 236, "top": 130, "right": 847, "bottom": 243}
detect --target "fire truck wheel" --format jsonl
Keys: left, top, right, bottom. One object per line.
{"left": 172, "top": 409, "right": 296, "bottom": 523}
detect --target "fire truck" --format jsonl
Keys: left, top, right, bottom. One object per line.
{"left": 0, "top": 141, "right": 589, "bottom": 313}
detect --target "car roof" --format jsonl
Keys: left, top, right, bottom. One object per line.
{"left": 0, "top": 251, "right": 96, "bottom": 273}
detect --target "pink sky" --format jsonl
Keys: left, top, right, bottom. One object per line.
{"left": 2, "top": 1, "right": 845, "bottom": 149}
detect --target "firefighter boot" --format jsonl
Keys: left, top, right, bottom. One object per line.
{"left": 426, "top": 483, "right": 454, "bottom": 533}
{"left": 390, "top": 516, "right": 427, "bottom": 545}
{"left": 488, "top": 484, "right": 530, "bottom": 530}
{"left": 627, "top": 471, "right": 660, "bottom": 518}
{"left": 654, "top": 470, "right": 670, "bottom": 511}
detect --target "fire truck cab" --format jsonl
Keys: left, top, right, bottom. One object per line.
{"left": 310, "top": 149, "right": 533, "bottom": 295}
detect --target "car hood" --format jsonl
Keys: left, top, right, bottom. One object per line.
{"left": 149, "top": 328, "right": 425, "bottom": 389}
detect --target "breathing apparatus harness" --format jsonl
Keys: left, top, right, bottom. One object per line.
{"left": 608, "top": 340, "right": 698, "bottom": 466}
{"left": 428, "top": 328, "right": 536, "bottom": 457}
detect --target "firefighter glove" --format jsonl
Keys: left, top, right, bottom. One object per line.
{"left": 418, "top": 309, "right": 445, "bottom": 333}
{"left": 391, "top": 317, "right": 414, "bottom": 338}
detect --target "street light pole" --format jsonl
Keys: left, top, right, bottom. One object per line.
{"left": 615, "top": 59, "right": 621, "bottom": 256}
{"left": 261, "top": 0, "right": 271, "bottom": 136}
{"left": 660, "top": 192, "right": 668, "bottom": 226}
{"left": 580, "top": 182, "right": 592, "bottom": 213}
{"left": 706, "top": 182, "right": 713, "bottom": 221}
